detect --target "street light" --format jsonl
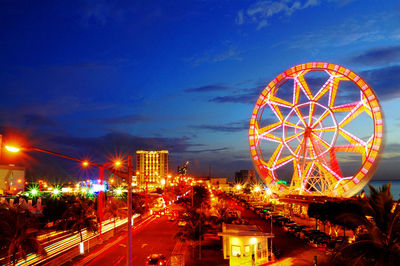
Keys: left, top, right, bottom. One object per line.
{"left": 82, "top": 159, "right": 122, "bottom": 239}
{"left": 5, "top": 145, "right": 20, "bottom": 153}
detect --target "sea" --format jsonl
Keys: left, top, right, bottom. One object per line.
{"left": 366, "top": 180, "right": 400, "bottom": 200}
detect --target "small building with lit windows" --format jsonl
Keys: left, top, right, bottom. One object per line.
{"left": 136, "top": 150, "right": 168, "bottom": 188}
{"left": 0, "top": 164, "right": 25, "bottom": 195}
{"left": 218, "top": 224, "right": 274, "bottom": 266}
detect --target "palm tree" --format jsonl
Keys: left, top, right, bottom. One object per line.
{"left": 58, "top": 198, "right": 98, "bottom": 249}
{"left": 0, "top": 203, "right": 46, "bottom": 265}
{"left": 103, "top": 197, "right": 126, "bottom": 233}
{"left": 332, "top": 183, "right": 400, "bottom": 266}
{"left": 211, "top": 199, "right": 230, "bottom": 226}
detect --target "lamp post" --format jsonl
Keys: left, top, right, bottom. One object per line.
{"left": 127, "top": 155, "right": 133, "bottom": 266}
{"left": 85, "top": 160, "right": 121, "bottom": 239}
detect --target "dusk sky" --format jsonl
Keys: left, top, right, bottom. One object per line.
{"left": 1, "top": 0, "right": 400, "bottom": 182}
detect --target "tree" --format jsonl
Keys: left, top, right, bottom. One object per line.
{"left": 211, "top": 199, "right": 230, "bottom": 226}
{"left": 103, "top": 197, "right": 126, "bottom": 233}
{"left": 41, "top": 197, "right": 68, "bottom": 226}
{"left": 0, "top": 203, "right": 46, "bottom": 265}
{"left": 192, "top": 185, "right": 210, "bottom": 209}
{"left": 58, "top": 198, "right": 98, "bottom": 245}
{"left": 175, "top": 204, "right": 210, "bottom": 260}
{"left": 332, "top": 183, "right": 400, "bottom": 266}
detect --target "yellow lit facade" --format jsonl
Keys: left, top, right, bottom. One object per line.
{"left": 136, "top": 150, "right": 168, "bottom": 188}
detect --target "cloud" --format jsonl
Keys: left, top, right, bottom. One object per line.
{"left": 46, "top": 132, "right": 195, "bottom": 155}
{"left": 192, "top": 121, "right": 249, "bottom": 132}
{"left": 23, "top": 114, "right": 57, "bottom": 128}
{"left": 360, "top": 65, "right": 400, "bottom": 101}
{"left": 93, "top": 114, "right": 149, "bottom": 125}
{"left": 185, "top": 45, "right": 242, "bottom": 66}
{"left": 209, "top": 89, "right": 260, "bottom": 104}
{"left": 79, "top": 0, "right": 127, "bottom": 26}
{"left": 182, "top": 147, "right": 230, "bottom": 153}
{"left": 287, "top": 12, "right": 398, "bottom": 50}
{"left": 236, "top": 0, "right": 320, "bottom": 30}
{"left": 185, "top": 84, "right": 231, "bottom": 93}
{"left": 349, "top": 45, "right": 400, "bottom": 66}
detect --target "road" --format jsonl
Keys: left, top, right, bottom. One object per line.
{"left": 81, "top": 215, "right": 180, "bottom": 266}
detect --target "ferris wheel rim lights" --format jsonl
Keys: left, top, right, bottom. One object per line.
{"left": 248, "top": 62, "right": 383, "bottom": 197}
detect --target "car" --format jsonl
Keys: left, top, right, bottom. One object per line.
{"left": 168, "top": 216, "right": 176, "bottom": 222}
{"left": 146, "top": 254, "right": 167, "bottom": 265}
{"left": 178, "top": 220, "right": 187, "bottom": 227}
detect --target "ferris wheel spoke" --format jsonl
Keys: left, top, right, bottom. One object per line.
{"left": 331, "top": 101, "right": 359, "bottom": 112}
{"left": 313, "top": 76, "right": 333, "bottom": 102}
{"left": 270, "top": 96, "right": 293, "bottom": 108}
{"left": 310, "top": 132, "right": 331, "bottom": 150}
{"left": 313, "top": 126, "right": 336, "bottom": 132}
{"left": 328, "top": 77, "right": 341, "bottom": 108}
{"left": 308, "top": 101, "right": 316, "bottom": 125}
{"left": 285, "top": 132, "right": 304, "bottom": 143}
{"left": 293, "top": 80, "right": 301, "bottom": 105}
{"left": 339, "top": 128, "right": 366, "bottom": 147}
{"left": 259, "top": 133, "right": 282, "bottom": 143}
{"left": 273, "top": 156, "right": 294, "bottom": 170}
{"left": 333, "top": 145, "right": 365, "bottom": 154}
{"left": 268, "top": 103, "right": 285, "bottom": 122}
{"left": 361, "top": 92, "right": 373, "bottom": 117}
{"left": 294, "top": 107, "right": 308, "bottom": 127}
{"left": 257, "top": 122, "right": 282, "bottom": 136}
{"left": 320, "top": 161, "right": 342, "bottom": 180}
{"left": 339, "top": 101, "right": 364, "bottom": 127}
{"left": 283, "top": 120, "right": 305, "bottom": 130}
{"left": 266, "top": 143, "right": 284, "bottom": 168}
{"left": 295, "top": 75, "right": 313, "bottom": 100}
{"left": 311, "top": 109, "right": 330, "bottom": 128}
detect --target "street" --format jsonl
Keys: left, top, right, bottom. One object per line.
{"left": 80, "top": 215, "right": 180, "bottom": 266}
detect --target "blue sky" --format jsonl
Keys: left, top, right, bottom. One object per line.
{"left": 1, "top": 0, "right": 400, "bottom": 181}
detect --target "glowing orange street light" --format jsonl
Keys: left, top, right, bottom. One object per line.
{"left": 82, "top": 161, "right": 89, "bottom": 166}
{"left": 5, "top": 146, "right": 20, "bottom": 153}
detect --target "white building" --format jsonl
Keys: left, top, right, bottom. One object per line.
{"left": 218, "top": 224, "right": 274, "bottom": 266}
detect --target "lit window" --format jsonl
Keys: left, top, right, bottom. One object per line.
{"left": 244, "top": 245, "right": 250, "bottom": 257}
{"left": 232, "top": 245, "right": 241, "bottom": 257}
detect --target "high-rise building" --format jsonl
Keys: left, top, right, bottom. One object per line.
{"left": 136, "top": 150, "right": 168, "bottom": 188}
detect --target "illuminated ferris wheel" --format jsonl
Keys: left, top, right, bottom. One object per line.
{"left": 249, "top": 62, "right": 383, "bottom": 197}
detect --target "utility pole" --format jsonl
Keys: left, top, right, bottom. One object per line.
{"left": 127, "top": 155, "right": 133, "bottom": 266}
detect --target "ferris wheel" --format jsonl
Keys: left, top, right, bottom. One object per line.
{"left": 248, "top": 62, "right": 383, "bottom": 197}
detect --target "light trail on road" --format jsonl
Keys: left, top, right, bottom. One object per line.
{"left": 14, "top": 214, "right": 143, "bottom": 266}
